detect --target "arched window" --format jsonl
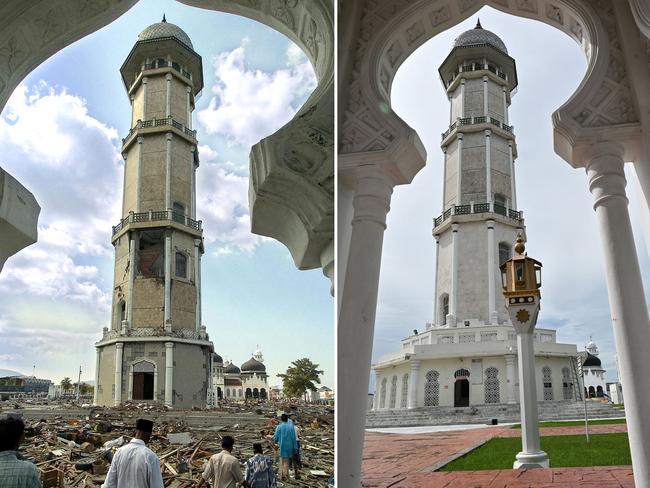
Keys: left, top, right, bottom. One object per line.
{"left": 400, "top": 374, "right": 409, "bottom": 408}
{"left": 175, "top": 252, "right": 187, "bottom": 278}
{"left": 499, "top": 242, "right": 512, "bottom": 265}
{"left": 424, "top": 370, "right": 440, "bottom": 406}
{"left": 217, "top": 387, "right": 222, "bottom": 399}
{"left": 260, "top": 388, "right": 267, "bottom": 400}
{"left": 542, "top": 366, "right": 553, "bottom": 401}
{"left": 588, "top": 386, "right": 596, "bottom": 398}
{"left": 239, "top": 389, "right": 242, "bottom": 397}
{"left": 253, "top": 388, "right": 259, "bottom": 399}
{"left": 484, "top": 367, "right": 500, "bottom": 404}
{"left": 441, "top": 294, "right": 449, "bottom": 325}
{"left": 562, "top": 367, "right": 573, "bottom": 400}
{"left": 389, "top": 376, "right": 397, "bottom": 408}
{"left": 379, "top": 378, "right": 387, "bottom": 408}
{"left": 156, "top": 58, "right": 167, "bottom": 68}
{"left": 596, "top": 385, "right": 604, "bottom": 397}
{"left": 245, "top": 388, "right": 252, "bottom": 399}
{"left": 226, "top": 388, "right": 230, "bottom": 397}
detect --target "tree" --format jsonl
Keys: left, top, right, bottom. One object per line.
{"left": 277, "top": 358, "right": 324, "bottom": 399}
{"left": 80, "top": 384, "right": 94, "bottom": 396}
{"left": 60, "top": 377, "right": 72, "bottom": 392}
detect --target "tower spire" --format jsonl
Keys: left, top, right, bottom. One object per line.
{"left": 162, "top": 13, "right": 166, "bottom": 23}
{"left": 475, "top": 18, "right": 482, "bottom": 29}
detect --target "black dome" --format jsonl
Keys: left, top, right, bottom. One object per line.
{"left": 241, "top": 357, "right": 266, "bottom": 373}
{"left": 453, "top": 20, "right": 508, "bottom": 54}
{"left": 212, "top": 353, "right": 223, "bottom": 364}
{"left": 224, "top": 363, "right": 241, "bottom": 374}
{"left": 583, "top": 352, "right": 602, "bottom": 367}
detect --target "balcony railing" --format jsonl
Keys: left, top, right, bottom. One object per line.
{"left": 441, "top": 115, "right": 514, "bottom": 140}
{"left": 122, "top": 117, "right": 197, "bottom": 145}
{"left": 433, "top": 202, "right": 523, "bottom": 227}
{"left": 102, "top": 327, "right": 208, "bottom": 341}
{"left": 143, "top": 60, "right": 193, "bottom": 80}
{"left": 112, "top": 210, "right": 202, "bottom": 235}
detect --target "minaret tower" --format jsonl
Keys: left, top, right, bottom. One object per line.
{"left": 432, "top": 21, "right": 524, "bottom": 328}
{"left": 94, "top": 17, "right": 213, "bottom": 408}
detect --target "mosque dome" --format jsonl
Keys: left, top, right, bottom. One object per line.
{"left": 224, "top": 362, "right": 241, "bottom": 374}
{"left": 212, "top": 352, "right": 223, "bottom": 364}
{"left": 138, "top": 16, "right": 193, "bottom": 50}
{"left": 583, "top": 352, "right": 602, "bottom": 368}
{"left": 241, "top": 357, "right": 266, "bottom": 373}
{"left": 453, "top": 20, "right": 508, "bottom": 54}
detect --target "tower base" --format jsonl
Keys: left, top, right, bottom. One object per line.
{"left": 513, "top": 450, "right": 549, "bottom": 469}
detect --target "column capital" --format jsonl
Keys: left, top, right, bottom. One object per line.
{"left": 409, "top": 359, "right": 421, "bottom": 370}
{"left": 166, "top": 132, "right": 173, "bottom": 141}
{"left": 483, "top": 75, "right": 489, "bottom": 82}
{"left": 194, "top": 238, "right": 202, "bottom": 247}
{"left": 486, "top": 219, "right": 495, "bottom": 229}
{"left": 142, "top": 76, "right": 148, "bottom": 84}
{"left": 165, "top": 341, "right": 174, "bottom": 349}
{"left": 505, "top": 354, "right": 516, "bottom": 364}
{"left": 585, "top": 144, "right": 628, "bottom": 210}
{"left": 434, "top": 234, "right": 440, "bottom": 243}
{"left": 165, "top": 73, "right": 173, "bottom": 81}
{"left": 485, "top": 129, "right": 491, "bottom": 137}
{"left": 451, "top": 223, "right": 459, "bottom": 232}
{"left": 460, "top": 78, "right": 466, "bottom": 85}
{"left": 457, "top": 132, "right": 464, "bottom": 141}
{"left": 115, "top": 342, "right": 124, "bottom": 350}
{"left": 350, "top": 166, "right": 394, "bottom": 229}
{"left": 186, "top": 86, "right": 192, "bottom": 94}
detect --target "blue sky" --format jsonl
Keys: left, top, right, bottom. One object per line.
{"left": 0, "top": 0, "right": 333, "bottom": 387}
{"left": 372, "top": 6, "right": 650, "bottom": 387}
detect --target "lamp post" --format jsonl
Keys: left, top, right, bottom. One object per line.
{"left": 500, "top": 235, "right": 549, "bottom": 468}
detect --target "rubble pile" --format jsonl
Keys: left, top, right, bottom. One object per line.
{"left": 6, "top": 401, "right": 334, "bottom": 488}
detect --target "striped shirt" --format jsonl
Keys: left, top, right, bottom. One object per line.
{"left": 0, "top": 451, "right": 41, "bottom": 488}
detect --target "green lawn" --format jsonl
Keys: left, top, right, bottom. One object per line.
{"left": 510, "top": 418, "right": 626, "bottom": 429}
{"left": 441, "top": 433, "right": 631, "bottom": 471}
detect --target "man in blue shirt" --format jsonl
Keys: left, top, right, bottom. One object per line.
{"left": 244, "top": 443, "right": 276, "bottom": 488}
{"left": 0, "top": 414, "right": 42, "bottom": 488}
{"left": 272, "top": 414, "right": 298, "bottom": 481}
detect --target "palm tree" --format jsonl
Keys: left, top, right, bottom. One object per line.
{"left": 60, "top": 377, "right": 72, "bottom": 392}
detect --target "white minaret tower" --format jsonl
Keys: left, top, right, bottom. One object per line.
{"left": 433, "top": 20, "right": 524, "bottom": 328}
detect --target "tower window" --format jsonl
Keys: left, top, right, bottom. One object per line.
{"left": 499, "top": 242, "right": 512, "bottom": 265}
{"left": 175, "top": 252, "right": 187, "bottom": 278}
{"left": 441, "top": 294, "right": 449, "bottom": 325}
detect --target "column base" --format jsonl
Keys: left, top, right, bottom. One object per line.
{"left": 446, "top": 314, "right": 457, "bottom": 327}
{"left": 513, "top": 451, "right": 549, "bottom": 469}
{"left": 489, "top": 311, "right": 499, "bottom": 324}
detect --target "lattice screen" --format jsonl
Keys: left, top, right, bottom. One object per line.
{"left": 424, "top": 370, "right": 440, "bottom": 406}
{"left": 543, "top": 366, "right": 553, "bottom": 401}
{"left": 484, "top": 366, "right": 500, "bottom": 404}
{"left": 379, "top": 377, "right": 387, "bottom": 408}
{"left": 401, "top": 374, "right": 408, "bottom": 408}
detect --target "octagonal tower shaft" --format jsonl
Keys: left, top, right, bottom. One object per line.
{"left": 94, "top": 20, "right": 212, "bottom": 409}
{"left": 432, "top": 24, "right": 526, "bottom": 328}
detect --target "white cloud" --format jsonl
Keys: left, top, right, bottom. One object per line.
{"left": 198, "top": 41, "right": 316, "bottom": 147}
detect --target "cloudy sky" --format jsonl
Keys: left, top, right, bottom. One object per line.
{"left": 372, "top": 6, "right": 650, "bottom": 386}
{"left": 0, "top": 0, "right": 333, "bottom": 387}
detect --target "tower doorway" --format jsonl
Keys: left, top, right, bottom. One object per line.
{"left": 132, "top": 361, "right": 155, "bottom": 400}
{"left": 454, "top": 368, "right": 470, "bottom": 407}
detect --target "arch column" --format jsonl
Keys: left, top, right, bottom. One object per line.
{"left": 164, "top": 231, "right": 172, "bottom": 333}
{"left": 487, "top": 220, "right": 497, "bottom": 324}
{"left": 114, "top": 343, "right": 123, "bottom": 406}
{"left": 407, "top": 360, "right": 421, "bottom": 409}
{"left": 165, "top": 133, "right": 173, "bottom": 211}
{"left": 586, "top": 142, "right": 650, "bottom": 486}
{"left": 505, "top": 354, "right": 516, "bottom": 404}
{"left": 338, "top": 163, "right": 394, "bottom": 486}
{"left": 165, "top": 342, "right": 174, "bottom": 407}
{"left": 432, "top": 235, "right": 440, "bottom": 326}
{"left": 448, "top": 223, "right": 460, "bottom": 327}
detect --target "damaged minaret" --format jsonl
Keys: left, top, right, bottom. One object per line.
{"left": 94, "top": 17, "right": 213, "bottom": 408}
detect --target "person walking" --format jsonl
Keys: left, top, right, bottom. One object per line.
{"left": 0, "top": 414, "right": 42, "bottom": 488}
{"left": 272, "top": 414, "right": 298, "bottom": 481}
{"left": 195, "top": 436, "right": 249, "bottom": 488}
{"left": 244, "top": 443, "right": 276, "bottom": 488}
{"left": 102, "top": 418, "right": 164, "bottom": 488}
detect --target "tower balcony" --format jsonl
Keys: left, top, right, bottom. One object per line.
{"left": 442, "top": 115, "right": 514, "bottom": 143}
{"left": 121, "top": 116, "right": 197, "bottom": 149}
{"left": 433, "top": 202, "right": 523, "bottom": 231}
{"left": 111, "top": 209, "right": 202, "bottom": 241}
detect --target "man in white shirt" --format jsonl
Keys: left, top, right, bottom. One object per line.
{"left": 103, "top": 419, "right": 164, "bottom": 488}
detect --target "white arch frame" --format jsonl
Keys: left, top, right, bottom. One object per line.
{"left": 127, "top": 358, "right": 158, "bottom": 402}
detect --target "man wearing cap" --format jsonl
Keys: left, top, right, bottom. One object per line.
{"left": 103, "top": 419, "right": 164, "bottom": 488}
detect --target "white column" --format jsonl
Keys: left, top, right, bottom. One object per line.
{"left": 114, "top": 343, "right": 123, "bottom": 406}
{"left": 129, "top": 95, "right": 135, "bottom": 127}
{"left": 126, "top": 234, "right": 136, "bottom": 330}
{"left": 483, "top": 75, "right": 489, "bottom": 117}
{"left": 191, "top": 147, "right": 197, "bottom": 219}
{"left": 485, "top": 130, "right": 492, "bottom": 202}
{"left": 164, "top": 233, "right": 172, "bottom": 332}
{"left": 186, "top": 86, "right": 192, "bottom": 129}
{"left": 502, "top": 87, "right": 509, "bottom": 124}
{"left": 194, "top": 238, "right": 202, "bottom": 332}
{"left": 121, "top": 156, "right": 128, "bottom": 217}
{"left": 407, "top": 360, "right": 421, "bottom": 408}
{"left": 165, "top": 341, "right": 174, "bottom": 407}
{"left": 135, "top": 137, "right": 144, "bottom": 212}
{"left": 93, "top": 347, "right": 101, "bottom": 405}
{"left": 509, "top": 142, "right": 517, "bottom": 210}
{"left": 515, "top": 331, "right": 548, "bottom": 467}
{"left": 448, "top": 95, "right": 453, "bottom": 125}
{"left": 373, "top": 370, "right": 381, "bottom": 411}
{"left": 441, "top": 147, "right": 448, "bottom": 208}
{"left": 487, "top": 220, "right": 497, "bottom": 324}
{"left": 456, "top": 134, "right": 463, "bottom": 205}
{"left": 460, "top": 79, "right": 466, "bottom": 117}
{"left": 449, "top": 223, "right": 459, "bottom": 327}
{"left": 142, "top": 77, "right": 148, "bottom": 119}
{"left": 165, "top": 73, "right": 172, "bottom": 118}
{"left": 433, "top": 235, "right": 440, "bottom": 325}
{"left": 586, "top": 142, "right": 650, "bottom": 486}
{"left": 505, "top": 354, "right": 516, "bottom": 404}
{"left": 165, "top": 133, "right": 172, "bottom": 210}
{"left": 338, "top": 165, "right": 394, "bottom": 485}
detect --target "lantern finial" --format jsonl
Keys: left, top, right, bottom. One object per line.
{"left": 514, "top": 234, "right": 525, "bottom": 255}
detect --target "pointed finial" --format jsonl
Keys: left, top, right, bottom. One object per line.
{"left": 162, "top": 14, "right": 167, "bottom": 23}
{"left": 514, "top": 233, "right": 525, "bottom": 255}
{"left": 475, "top": 18, "right": 482, "bottom": 29}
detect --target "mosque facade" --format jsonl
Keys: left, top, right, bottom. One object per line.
{"left": 209, "top": 348, "right": 270, "bottom": 403}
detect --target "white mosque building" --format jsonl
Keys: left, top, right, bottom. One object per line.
{"left": 371, "top": 22, "right": 583, "bottom": 412}
{"left": 209, "top": 347, "right": 269, "bottom": 403}
{"left": 583, "top": 338, "right": 607, "bottom": 398}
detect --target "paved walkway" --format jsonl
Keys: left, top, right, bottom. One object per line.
{"left": 362, "top": 425, "right": 634, "bottom": 487}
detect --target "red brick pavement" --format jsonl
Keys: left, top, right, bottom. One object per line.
{"left": 362, "top": 425, "right": 634, "bottom": 487}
